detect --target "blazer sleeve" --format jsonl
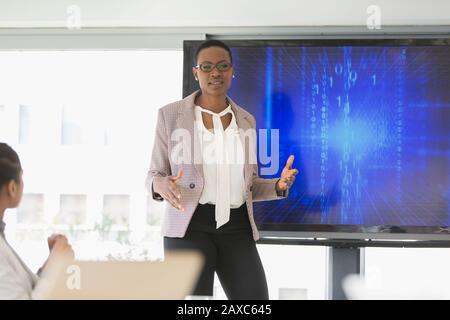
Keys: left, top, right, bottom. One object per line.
{"left": 0, "top": 264, "right": 31, "bottom": 299}
{"left": 248, "top": 115, "right": 289, "bottom": 202}
{"left": 0, "top": 248, "right": 32, "bottom": 300}
{"left": 251, "top": 163, "right": 288, "bottom": 201}
{"left": 145, "top": 108, "right": 171, "bottom": 201}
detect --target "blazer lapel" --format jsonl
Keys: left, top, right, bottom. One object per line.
{"left": 176, "top": 90, "right": 204, "bottom": 179}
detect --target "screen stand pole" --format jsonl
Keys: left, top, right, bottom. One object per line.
{"left": 326, "top": 246, "right": 365, "bottom": 300}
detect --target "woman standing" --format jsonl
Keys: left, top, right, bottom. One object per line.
{"left": 146, "top": 40, "right": 298, "bottom": 299}
{"left": 0, "top": 143, "right": 74, "bottom": 299}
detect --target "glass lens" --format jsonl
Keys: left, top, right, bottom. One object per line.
{"left": 217, "top": 62, "right": 231, "bottom": 71}
{"left": 200, "top": 63, "right": 213, "bottom": 72}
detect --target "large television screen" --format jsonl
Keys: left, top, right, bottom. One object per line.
{"left": 183, "top": 38, "right": 450, "bottom": 241}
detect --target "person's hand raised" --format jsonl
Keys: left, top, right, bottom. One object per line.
{"left": 47, "top": 234, "right": 74, "bottom": 260}
{"left": 38, "top": 234, "right": 74, "bottom": 276}
{"left": 276, "top": 155, "right": 299, "bottom": 193}
{"left": 153, "top": 169, "right": 185, "bottom": 211}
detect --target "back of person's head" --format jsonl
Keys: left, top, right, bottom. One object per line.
{"left": 0, "top": 143, "right": 22, "bottom": 189}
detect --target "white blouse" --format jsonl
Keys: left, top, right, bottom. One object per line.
{"left": 194, "top": 105, "right": 246, "bottom": 228}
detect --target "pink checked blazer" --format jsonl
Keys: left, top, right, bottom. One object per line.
{"left": 146, "top": 90, "right": 287, "bottom": 241}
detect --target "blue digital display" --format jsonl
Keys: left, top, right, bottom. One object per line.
{"left": 184, "top": 39, "right": 450, "bottom": 234}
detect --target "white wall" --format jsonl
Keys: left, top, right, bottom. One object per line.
{"left": 0, "top": 0, "right": 449, "bottom": 28}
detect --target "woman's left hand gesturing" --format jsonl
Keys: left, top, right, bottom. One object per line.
{"left": 276, "top": 155, "right": 298, "bottom": 193}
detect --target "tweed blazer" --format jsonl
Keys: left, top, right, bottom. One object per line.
{"left": 146, "top": 90, "right": 287, "bottom": 241}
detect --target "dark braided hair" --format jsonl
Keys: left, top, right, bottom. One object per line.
{"left": 0, "top": 143, "right": 22, "bottom": 188}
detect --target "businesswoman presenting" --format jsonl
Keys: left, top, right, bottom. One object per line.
{"left": 146, "top": 40, "right": 298, "bottom": 299}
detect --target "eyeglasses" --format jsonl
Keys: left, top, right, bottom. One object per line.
{"left": 194, "top": 61, "right": 232, "bottom": 72}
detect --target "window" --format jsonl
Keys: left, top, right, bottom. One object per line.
{"left": 146, "top": 194, "right": 164, "bottom": 226}
{"left": 56, "top": 194, "right": 87, "bottom": 225}
{"left": 0, "top": 50, "right": 183, "bottom": 266}
{"left": 17, "top": 194, "right": 44, "bottom": 224}
{"left": 103, "top": 195, "right": 130, "bottom": 227}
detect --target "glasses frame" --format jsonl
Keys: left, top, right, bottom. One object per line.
{"left": 194, "top": 60, "right": 233, "bottom": 73}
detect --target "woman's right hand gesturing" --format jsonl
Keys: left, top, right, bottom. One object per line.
{"left": 153, "top": 169, "right": 184, "bottom": 211}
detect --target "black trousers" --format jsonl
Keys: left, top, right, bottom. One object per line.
{"left": 164, "top": 203, "right": 269, "bottom": 300}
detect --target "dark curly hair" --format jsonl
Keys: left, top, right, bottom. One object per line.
{"left": 0, "top": 143, "right": 22, "bottom": 188}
